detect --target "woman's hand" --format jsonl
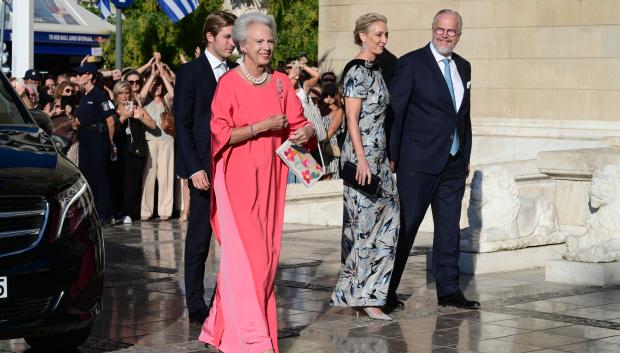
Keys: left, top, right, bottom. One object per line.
{"left": 260, "top": 114, "right": 288, "bottom": 131}
{"left": 150, "top": 63, "right": 159, "bottom": 77}
{"left": 70, "top": 117, "right": 80, "bottom": 130}
{"left": 289, "top": 124, "right": 314, "bottom": 145}
{"left": 356, "top": 158, "right": 372, "bottom": 186}
{"left": 118, "top": 103, "right": 133, "bottom": 120}
{"left": 389, "top": 161, "right": 398, "bottom": 173}
{"left": 133, "top": 106, "right": 145, "bottom": 120}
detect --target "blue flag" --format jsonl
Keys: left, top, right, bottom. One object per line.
{"left": 157, "top": 0, "right": 199, "bottom": 23}
{"left": 98, "top": 0, "right": 112, "bottom": 19}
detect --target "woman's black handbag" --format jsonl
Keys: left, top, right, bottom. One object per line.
{"left": 127, "top": 119, "right": 146, "bottom": 158}
{"left": 340, "top": 161, "right": 382, "bottom": 197}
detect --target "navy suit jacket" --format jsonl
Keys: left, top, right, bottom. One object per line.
{"left": 388, "top": 43, "right": 472, "bottom": 175}
{"left": 174, "top": 54, "right": 218, "bottom": 179}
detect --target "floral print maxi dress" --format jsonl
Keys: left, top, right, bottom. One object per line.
{"left": 330, "top": 60, "right": 400, "bottom": 307}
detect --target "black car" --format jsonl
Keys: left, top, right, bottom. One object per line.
{"left": 0, "top": 74, "right": 104, "bottom": 349}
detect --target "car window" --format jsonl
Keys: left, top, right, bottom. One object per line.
{"left": 0, "top": 77, "right": 32, "bottom": 125}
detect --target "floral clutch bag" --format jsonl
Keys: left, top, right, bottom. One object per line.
{"left": 276, "top": 140, "right": 324, "bottom": 187}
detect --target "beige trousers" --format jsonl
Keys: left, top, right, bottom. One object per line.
{"left": 141, "top": 139, "right": 174, "bottom": 218}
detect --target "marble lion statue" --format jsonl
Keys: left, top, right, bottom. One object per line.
{"left": 564, "top": 164, "right": 620, "bottom": 262}
{"left": 461, "top": 166, "right": 566, "bottom": 252}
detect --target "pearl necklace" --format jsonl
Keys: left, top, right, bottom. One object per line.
{"left": 240, "top": 60, "right": 268, "bottom": 85}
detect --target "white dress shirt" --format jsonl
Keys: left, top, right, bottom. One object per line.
{"left": 204, "top": 48, "right": 228, "bottom": 82}
{"left": 430, "top": 42, "right": 464, "bottom": 112}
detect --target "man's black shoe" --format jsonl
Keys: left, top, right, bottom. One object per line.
{"left": 189, "top": 309, "right": 209, "bottom": 325}
{"left": 438, "top": 291, "right": 480, "bottom": 309}
{"left": 384, "top": 298, "right": 405, "bottom": 311}
{"left": 204, "top": 343, "right": 219, "bottom": 352}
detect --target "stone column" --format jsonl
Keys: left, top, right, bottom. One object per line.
{"left": 12, "top": 0, "right": 33, "bottom": 78}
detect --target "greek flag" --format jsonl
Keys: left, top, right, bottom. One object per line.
{"left": 157, "top": 0, "right": 199, "bottom": 23}
{"left": 98, "top": 0, "right": 112, "bottom": 19}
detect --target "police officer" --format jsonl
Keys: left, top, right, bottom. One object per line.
{"left": 74, "top": 63, "right": 115, "bottom": 225}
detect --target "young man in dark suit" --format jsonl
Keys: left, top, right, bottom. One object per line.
{"left": 174, "top": 10, "right": 237, "bottom": 324}
{"left": 387, "top": 9, "right": 479, "bottom": 310}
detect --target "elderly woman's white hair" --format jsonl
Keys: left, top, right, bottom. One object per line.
{"left": 232, "top": 12, "right": 277, "bottom": 51}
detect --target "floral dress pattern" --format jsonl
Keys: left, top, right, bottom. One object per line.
{"left": 330, "top": 60, "right": 400, "bottom": 307}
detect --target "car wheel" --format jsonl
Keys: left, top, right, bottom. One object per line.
{"left": 25, "top": 325, "right": 92, "bottom": 350}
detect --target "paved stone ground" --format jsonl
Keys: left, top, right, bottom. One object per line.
{"left": 2, "top": 221, "right": 620, "bottom": 352}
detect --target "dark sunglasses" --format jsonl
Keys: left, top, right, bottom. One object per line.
{"left": 128, "top": 80, "right": 141, "bottom": 85}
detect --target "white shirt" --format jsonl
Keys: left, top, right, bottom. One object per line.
{"left": 430, "top": 42, "right": 464, "bottom": 112}
{"left": 204, "top": 49, "right": 228, "bottom": 82}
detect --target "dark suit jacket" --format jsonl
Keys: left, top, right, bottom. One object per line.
{"left": 174, "top": 54, "right": 217, "bottom": 179}
{"left": 388, "top": 43, "right": 472, "bottom": 175}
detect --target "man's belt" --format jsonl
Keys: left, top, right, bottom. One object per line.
{"left": 79, "top": 122, "right": 107, "bottom": 133}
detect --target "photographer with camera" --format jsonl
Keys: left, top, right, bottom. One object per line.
{"left": 286, "top": 53, "right": 320, "bottom": 100}
{"left": 47, "top": 82, "right": 81, "bottom": 161}
{"left": 112, "top": 81, "right": 156, "bottom": 225}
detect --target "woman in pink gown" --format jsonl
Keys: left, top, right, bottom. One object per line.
{"left": 199, "top": 12, "right": 316, "bottom": 353}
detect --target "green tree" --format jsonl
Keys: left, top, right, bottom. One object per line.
{"left": 100, "top": 0, "right": 222, "bottom": 70}
{"left": 90, "top": 0, "right": 318, "bottom": 69}
{"left": 268, "top": 0, "right": 318, "bottom": 65}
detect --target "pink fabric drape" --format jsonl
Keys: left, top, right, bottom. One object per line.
{"left": 200, "top": 71, "right": 306, "bottom": 353}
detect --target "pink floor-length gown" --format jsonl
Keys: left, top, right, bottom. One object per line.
{"left": 199, "top": 70, "right": 307, "bottom": 353}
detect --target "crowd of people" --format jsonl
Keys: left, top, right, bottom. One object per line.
{"left": 11, "top": 40, "right": 346, "bottom": 227}
{"left": 12, "top": 7, "right": 476, "bottom": 353}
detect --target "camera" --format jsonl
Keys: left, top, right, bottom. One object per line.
{"left": 60, "top": 95, "right": 79, "bottom": 110}
{"left": 125, "top": 101, "right": 134, "bottom": 111}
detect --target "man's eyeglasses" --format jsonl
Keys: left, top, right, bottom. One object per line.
{"left": 128, "top": 80, "right": 141, "bottom": 85}
{"left": 434, "top": 28, "right": 459, "bottom": 37}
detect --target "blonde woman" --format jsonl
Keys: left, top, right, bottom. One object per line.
{"left": 113, "top": 81, "right": 156, "bottom": 224}
{"left": 330, "top": 13, "right": 400, "bottom": 320}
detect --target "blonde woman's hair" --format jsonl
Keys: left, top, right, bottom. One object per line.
{"left": 113, "top": 81, "right": 132, "bottom": 103}
{"left": 54, "top": 82, "right": 72, "bottom": 99}
{"left": 353, "top": 13, "right": 387, "bottom": 46}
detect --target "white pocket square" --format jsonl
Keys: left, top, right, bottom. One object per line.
{"left": 466, "top": 81, "right": 471, "bottom": 89}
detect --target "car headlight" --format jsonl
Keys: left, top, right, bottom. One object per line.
{"left": 56, "top": 176, "right": 95, "bottom": 239}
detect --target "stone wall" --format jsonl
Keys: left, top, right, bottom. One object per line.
{"left": 319, "top": 0, "right": 620, "bottom": 162}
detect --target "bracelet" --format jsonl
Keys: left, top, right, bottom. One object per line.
{"left": 249, "top": 124, "right": 255, "bottom": 137}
